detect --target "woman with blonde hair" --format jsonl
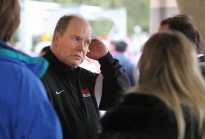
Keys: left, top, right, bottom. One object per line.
{"left": 98, "top": 30, "right": 205, "bottom": 139}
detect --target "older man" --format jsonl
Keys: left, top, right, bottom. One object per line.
{"left": 41, "top": 14, "right": 131, "bottom": 139}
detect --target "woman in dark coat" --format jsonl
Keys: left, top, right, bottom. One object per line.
{"left": 98, "top": 30, "right": 205, "bottom": 139}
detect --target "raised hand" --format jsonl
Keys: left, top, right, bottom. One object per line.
{"left": 86, "top": 37, "right": 108, "bottom": 60}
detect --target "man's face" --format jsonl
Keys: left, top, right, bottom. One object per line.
{"left": 158, "top": 24, "right": 169, "bottom": 32}
{"left": 53, "top": 17, "right": 92, "bottom": 68}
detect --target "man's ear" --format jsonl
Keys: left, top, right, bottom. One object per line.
{"left": 53, "top": 31, "right": 60, "bottom": 47}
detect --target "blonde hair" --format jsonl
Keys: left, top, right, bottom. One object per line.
{"left": 131, "top": 30, "right": 205, "bottom": 139}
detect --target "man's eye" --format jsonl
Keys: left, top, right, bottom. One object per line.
{"left": 72, "top": 37, "right": 79, "bottom": 42}
{"left": 85, "top": 41, "right": 90, "bottom": 46}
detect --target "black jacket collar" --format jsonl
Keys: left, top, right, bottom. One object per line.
{"left": 43, "top": 50, "right": 80, "bottom": 78}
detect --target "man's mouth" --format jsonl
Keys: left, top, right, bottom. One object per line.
{"left": 73, "top": 54, "right": 82, "bottom": 59}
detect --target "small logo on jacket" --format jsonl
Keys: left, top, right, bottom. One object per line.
{"left": 56, "top": 90, "right": 64, "bottom": 94}
{"left": 81, "top": 89, "right": 91, "bottom": 97}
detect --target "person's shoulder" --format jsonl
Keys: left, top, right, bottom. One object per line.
{"left": 123, "top": 93, "right": 162, "bottom": 104}
{"left": 78, "top": 66, "right": 98, "bottom": 77}
{"left": 0, "top": 47, "right": 48, "bottom": 78}
{"left": 1, "top": 59, "right": 43, "bottom": 85}
{"left": 0, "top": 53, "right": 45, "bottom": 83}
{"left": 0, "top": 59, "right": 47, "bottom": 101}
{"left": 100, "top": 93, "right": 177, "bottom": 139}
{"left": 0, "top": 58, "right": 36, "bottom": 77}
{"left": 126, "top": 59, "right": 135, "bottom": 67}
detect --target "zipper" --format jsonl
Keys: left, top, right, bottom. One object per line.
{"left": 52, "top": 69, "right": 90, "bottom": 139}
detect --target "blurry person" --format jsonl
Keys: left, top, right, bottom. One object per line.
{"left": 158, "top": 14, "right": 204, "bottom": 56}
{"left": 98, "top": 30, "right": 205, "bottom": 139}
{"left": 33, "top": 41, "right": 51, "bottom": 56}
{"left": 0, "top": 0, "right": 62, "bottom": 139}
{"left": 158, "top": 14, "right": 205, "bottom": 77}
{"left": 112, "top": 40, "right": 136, "bottom": 86}
{"left": 40, "top": 45, "right": 50, "bottom": 56}
{"left": 41, "top": 14, "right": 131, "bottom": 139}
{"left": 108, "top": 40, "right": 117, "bottom": 55}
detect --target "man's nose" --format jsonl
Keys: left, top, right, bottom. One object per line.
{"left": 77, "top": 41, "right": 85, "bottom": 50}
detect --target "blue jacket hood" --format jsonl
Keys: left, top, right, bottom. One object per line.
{"left": 0, "top": 40, "right": 48, "bottom": 78}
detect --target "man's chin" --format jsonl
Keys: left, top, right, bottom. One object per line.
{"left": 72, "top": 61, "right": 82, "bottom": 68}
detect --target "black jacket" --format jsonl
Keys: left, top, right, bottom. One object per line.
{"left": 199, "top": 55, "right": 205, "bottom": 77}
{"left": 41, "top": 50, "right": 131, "bottom": 139}
{"left": 99, "top": 93, "right": 200, "bottom": 139}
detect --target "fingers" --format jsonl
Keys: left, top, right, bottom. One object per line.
{"left": 91, "top": 36, "right": 101, "bottom": 41}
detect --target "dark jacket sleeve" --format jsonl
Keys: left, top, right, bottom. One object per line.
{"left": 98, "top": 51, "right": 131, "bottom": 110}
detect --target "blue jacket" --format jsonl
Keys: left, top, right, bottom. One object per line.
{"left": 113, "top": 53, "right": 136, "bottom": 86}
{"left": 0, "top": 40, "right": 62, "bottom": 139}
